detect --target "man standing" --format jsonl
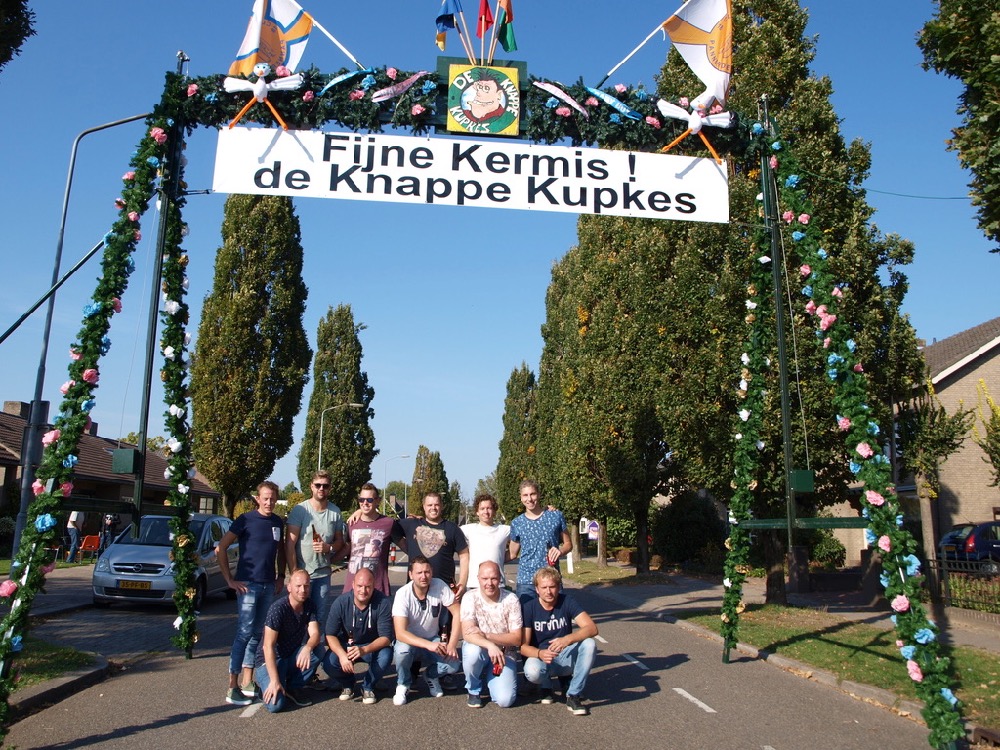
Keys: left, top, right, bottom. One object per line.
{"left": 65, "top": 510, "right": 84, "bottom": 562}
{"left": 285, "top": 470, "right": 345, "bottom": 636}
{"left": 460, "top": 493, "right": 510, "bottom": 591}
{"left": 255, "top": 570, "right": 321, "bottom": 712}
{"left": 401, "top": 491, "right": 470, "bottom": 597}
{"left": 324, "top": 568, "right": 393, "bottom": 704}
{"left": 217, "top": 481, "right": 286, "bottom": 705}
{"left": 391, "top": 555, "right": 461, "bottom": 705}
{"left": 509, "top": 480, "right": 572, "bottom": 601}
{"left": 343, "top": 483, "right": 406, "bottom": 596}
{"left": 520, "top": 567, "right": 598, "bottom": 715}
{"left": 460, "top": 561, "right": 522, "bottom": 709}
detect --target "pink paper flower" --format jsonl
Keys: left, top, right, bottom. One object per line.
{"left": 115, "top": 198, "right": 126, "bottom": 209}
{"left": 349, "top": 89, "right": 365, "bottom": 101}
{"left": 816, "top": 304, "right": 828, "bottom": 316}
{"left": 799, "top": 264, "right": 811, "bottom": 277}
{"left": 42, "top": 561, "right": 57, "bottom": 575}
{"left": 60, "top": 481, "right": 74, "bottom": 497}
{"left": 32, "top": 479, "right": 44, "bottom": 496}
{"left": 122, "top": 171, "right": 136, "bottom": 181}
{"left": 890, "top": 594, "right": 910, "bottom": 612}
{"left": 556, "top": 106, "right": 572, "bottom": 117}
{"left": 782, "top": 210, "right": 794, "bottom": 223}
{"left": 853, "top": 363, "right": 864, "bottom": 372}
{"left": 865, "top": 490, "right": 885, "bottom": 506}
{"left": 275, "top": 65, "right": 290, "bottom": 77}
{"left": 187, "top": 83, "right": 199, "bottom": 97}
{"left": 805, "top": 300, "right": 817, "bottom": 315}
{"left": 615, "top": 83, "right": 627, "bottom": 93}
{"left": 710, "top": 103, "right": 723, "bottom": 114}
{"left": 82, "top": 368, "right": 100, "bottom": 384}
{"left": 60, "top": 380, "right": 75, "bottom": 395}
{"left": 69, "top": 348, "right": 81, "bottom": 361}
{"left": 0, "top": 580, "right": 18, "bottom": 598}
{"left": 896, "top": 639, "right": 904, "bottom": 648}
{"left": 585, "top": 96, "right": 599, "bottom": 107}
{"left": 386, "top": 67, "right": 398, "bottom": 80}
{"left": 797, "top": 213, "right": 810, "bottom": 224}
{"left": 878, "top": 535, "right": 892, "bottom": 552}
{"left": 678, "top": 96, "right": 689, "bottom": 107}
{"left": 128, "top": 211, "right": 140, "bottom": 222}
{"left": 645, "top": 116, "right": 661, "bottom": 129}
{"left": 42, "top": 429, "right": 61, "bottom": 446}
{"left": 823, "top": 337, "right": 832, "bottom": 349}
{"left": 837, "top": 417, "right": 851, "bottom": 430}
{"left": 134, "top": 230, "right": 142, "bottom": 241}
{"left": 819, "top": 313, "right": 837, "bottom": 331}
{"left": 411, "top": 104, "right": 426, "bottom": 116}
{"left": 831, "top": 287, "right": 843, "bottom": 298}
{"left": 149, "top": 127, "right": 167, "bottom": 145}
{"left": 770, "top": 155, "right": 779, "bottom": 170}
{"left": 112, "top": 297, "right": 122, "bottom": 313}
{"left": 906, "top": 660, "right": 923, "bottom": 682}
{"left": 302, "top": 90, "right": 315, "bottom": 102}
{"left": 856, "top": 442, "right": 874, "bottom": 458}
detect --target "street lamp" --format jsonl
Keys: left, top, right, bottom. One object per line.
{"left": 382, "top": 454, "right": 410, "bottom": 516}
{"left": 317, "top": 402, "right": 364, "bottom": 471}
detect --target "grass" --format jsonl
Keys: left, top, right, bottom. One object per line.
{"left": 0, "top": 558, "right": 94, "bottom": 576}
{"left": 681, "top": 603, "right": 1000, "bottom": 731}
{"left": 564, "top": 559, "right": 663, "bottom": 585}
{"left": 12, "top": 636, "right": 96, "bottom": 691}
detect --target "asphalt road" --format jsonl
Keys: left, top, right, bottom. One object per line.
{"left": 8, "top": 584, "right": 931, "bottom": 750}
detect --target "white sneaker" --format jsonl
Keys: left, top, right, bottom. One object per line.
{"left": 393, "top": 685, "right": 408, "bottom": 706}
{"left": 425, "top": 676, "right": 444, "bottom": 698}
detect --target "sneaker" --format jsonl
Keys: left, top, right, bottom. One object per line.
{"left": 239, "top": 680, "right": 256, "bottom": 699}
{"left": 540, "top": 688, "right": 555, "bottom": 704}
{"left": 285, "top": 690, "right": 313, "bottom": 708}
{"left": 425, "top": 676, "right": 444, "bottom": 698}
{"left": 467, "top": 693, "right": 482, "bottom": 709}
{"left": 566, "top": 694, "right": 589, "bottom": 716}
{"left": 393, "top": 684, "right": 409, "bottom": 706}
{"left": 225, "top": 687, "right": 252, "bottom": 706}
{"left": 339, "top": 687, "right": 354, "bottom": 701}
{"left": 362, "top": 689, "right": 377, "bottom": 705}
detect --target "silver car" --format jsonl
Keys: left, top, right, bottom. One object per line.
{"left": 92, "top": 513, "right": 238, "bottom": 608}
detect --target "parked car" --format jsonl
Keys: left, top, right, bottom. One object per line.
{"left": 939, "top": 520, "right": 1000, "bottom": 576}
{"left": 92, "top": 513, "right": 238, "bottom": 608}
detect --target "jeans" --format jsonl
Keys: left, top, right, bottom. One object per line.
{"left": 461, "top": 643, "right": 517, "bottom": 707}
{"left": 310, "top": 576, "right": 332, "bottom": 635}
{"left": 228, "top": 582, "right": 275, "bottom": 676}
{"left": 327, "top": 645, "right": 392, "bottom": 692}
{"left": 515, "top": 582, "right": 536, "bottom": 604}
{"left": 254, "top": 650, "right": 323, "bottom": 713}
{"left": 523, "top": 637, "right": 596, "bottom": 697}
{"left": 66, "top": 527, "right": 80, "bottom": 562}
{"left": 393, "top": 640, "right": 460, "bottom": 688}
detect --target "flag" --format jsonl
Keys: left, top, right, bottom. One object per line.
{"left": 496, "top": 0, "right": 517, "bottom": 52}
{"left": 436, "top": 0, "right": 464, "bottom": 51}
{"left": 229, "top": 0, "right": 314, "bottom": 77}
{"left": 476, "top": 0, "right": 494, "bottom": 39}
{"left": 661, "top": 0, "right": 732, "bottom": 108}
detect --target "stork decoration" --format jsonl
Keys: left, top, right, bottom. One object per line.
{"left": 224, "top": 61, "right": 304, "bottom": 130}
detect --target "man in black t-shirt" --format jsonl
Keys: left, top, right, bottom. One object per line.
{"left": 400, "top": 492, "right": 470, "bottom": 597}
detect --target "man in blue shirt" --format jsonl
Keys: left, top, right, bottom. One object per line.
{"left": 509, "top": 480, "right": 571, "bottom": 602}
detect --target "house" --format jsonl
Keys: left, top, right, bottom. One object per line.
{"left": 0, "top": 400, "right": 222, "bottom": 537}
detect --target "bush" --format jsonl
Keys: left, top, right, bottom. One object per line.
{"left": 651, "top": 492, "right": 725, "bottom": 565}
{"left": 605, "top": 516, "right": 637, "bottom": 548}
{"left": 810, "top": 531, "right": 847, "bottom": 569}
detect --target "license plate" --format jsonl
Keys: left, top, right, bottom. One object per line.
{"left": 117, "top": 580, "right": 151, "bottom": 590}
{"left": 942, "top": 545, "right": 956, "bottom": 553}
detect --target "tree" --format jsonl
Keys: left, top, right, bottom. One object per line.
{"left": 384, "top": 480, "right": 407, "bottom": 516}
{"left": 973, "top": 380, "right": 1000, "bottom": 488}
{"left": 475, "top": 472, "right": 498, "bottom": 501}
{"left": 295, "top": 305, "right": 376, "bottom": 509}
{"left": 281, "top": 481, "right": 300, "bottom": 498}
{"left": 119, "top": 432, "right": 167, "bottom": 453}
{"left": 409, "top": 445, "right": 450, "bottom": 517}
{"left": 495, "top": 363, "right": 538, "bottom": 521}
{"left": 0, "top": 1, "right": 35, "bottom": 76}
{"left": 919, "top": 2, "right": 1000, "bottom": 252}
{"left": 191, "top": 195, "right": 311, "bottom": 517}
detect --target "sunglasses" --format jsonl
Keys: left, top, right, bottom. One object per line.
{"left": 313, "top": 483, "right": 330, "bottom": 489}
{"left": 358, "top": 497, "right": 376, "bottom": 504}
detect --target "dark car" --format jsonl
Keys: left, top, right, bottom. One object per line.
{"left": 939, "top": 521, "right": 1000, "bottom": 575}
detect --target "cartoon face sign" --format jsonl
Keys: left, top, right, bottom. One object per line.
{"left": 446, "top": 65, "right": 520, "bottom": 136}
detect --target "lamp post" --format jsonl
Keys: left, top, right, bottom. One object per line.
{"left": 382, "top": 454, "right": 410, "bottom": 516}
{"left": 317, "top": 402, "right": 364, "bottom": 471}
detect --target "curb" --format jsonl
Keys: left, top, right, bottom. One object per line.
{"left": 9, "top": 652, "right": 110, "bottom": 721}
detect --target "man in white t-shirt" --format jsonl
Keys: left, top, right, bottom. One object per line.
{"left": 460, "top": 561, "right": 522, "bottom": 708}
{"left": 66, "top": 510, "right": 84, "bottom": 562}
{"left": 460, "top": 493, "right": 511, "bottom": 591}
{"left": 390, "top": 555, "right": 461, "bottom": 705}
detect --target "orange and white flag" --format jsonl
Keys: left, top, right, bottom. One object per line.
{"left": 229, "top": 0, "right": 314, "bottom": 77}
{"left": 662, "top": 0, "right": 732, "bottom": 109}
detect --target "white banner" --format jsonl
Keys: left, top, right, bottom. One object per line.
{"left": 213, "top": 127, "right": 729, "bottom": 223}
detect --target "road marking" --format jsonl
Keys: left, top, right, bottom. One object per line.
{"left": 240, "top": 703, "right": 263, "bottom": 718}
{"left": 623, "top": 653, "right": 649, "bottom": 671}
{"left": 672, "top": 687, "right": 717, "bottom": 713}
{"left": 595, "top": 635, "right": 608, "bottom": 644}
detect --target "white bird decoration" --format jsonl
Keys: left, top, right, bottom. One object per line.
{"left": 223, "top": 62, "right": 304, "bottom": 130}
{"left": 656, "top": 98, "right": 732, "bottom": 163}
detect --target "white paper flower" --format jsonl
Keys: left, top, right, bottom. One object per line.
{"left": 723, "top": 578, "right": 732, "bottom": 588}
{"left": 163, "top": 468, "right": 171, "bottom": 479}
{"left": 755, "top": 192, "right": 763, "bottom": 202}
{"left": 184, "top": 332, "right": 192, "bottom": 346}
{"left": 177, "top": 484, "right": 189, "bottom": 495}
{"left": 163, "top": 345, "right": 176, "bottom": 360}
{"left": 740, "top": 353, "right": 750, "bottom": 365}
{"left": 745, "top": 300, "right": 758, "bottom": 310}
{"left": 735, "top": 433, "right": 742, "bottom": 440}
{"left": 739, "top": 409, "right": 751, "bottom": 422}
{"left": 167, "top": 438, "right": 183, "bottom": 453}
{"left": 182, "top": 277, "right": 189, "bottom": 291}
{"left": 756, "top": 440, "right": 765, "bottom": 450}
{"left": 188, "top": 467, "right": 196, "bottom": 479}
{"left": 739, "top": 379, "right": 748, "bottom": 391}
{"left": 163, "top": 300, "right": 181, "bottom": 315}
{"left": 758, "top": 255, "right": 771, "bottom": 264}
{"left": 173, "top": 616, "right": 183, "bottom": 629}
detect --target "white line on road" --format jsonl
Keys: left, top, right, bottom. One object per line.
{"left": 595, "top": 635, "right": 608, "bottom": 644}
{"left": 240, "top": 703, "right": 263, "bottom": 718}
{"left": 623, "top": 653, "right": 650, "bottom": 671}
{"left": 672, "top": 688, "right": 717, "bottom": 713}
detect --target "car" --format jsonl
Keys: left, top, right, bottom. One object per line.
{"left": 92, "top": 513, "right": 238, "bottom": 608}
{"left": 939, "top": 520, "right": 1000, "bottom": 576}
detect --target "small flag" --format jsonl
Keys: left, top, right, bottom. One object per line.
{"left": 230, "top": 0, "right": 314, "bottom": 77}
{"left": 436, "top": 0, "right": 465, "bottom": 51}
{"left": 496, "top": 0, "right": 517, "bottom": 52}
{"left": 662, "top": 0, "right": 732, "bottom": 108}
{"left": 476, "top": 0, "right": 494, "bottom": 39}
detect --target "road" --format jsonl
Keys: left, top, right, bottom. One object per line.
{"left": 8, "top": 582, "right": 931, "bottom": 749}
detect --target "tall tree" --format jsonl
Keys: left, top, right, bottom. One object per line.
{"left": 0, "top": 1, "right": 35, "bottom": 75}
{"left": 448, "top": 480, "right": 464, "bottom": 523}
{"left": 295, "top": 304, "right": 377, "bottom": 509}
{"left": 409, "top": 445, "right": 450, "bottom": 517}
{"left": 919, "top": 1, "right": 1000, "bottom": 252}
{"left": 495, "top": 363, "right": 539, "bottom": 521}
{"left": 191, "top": 195, "right": 311, "bottom": 517}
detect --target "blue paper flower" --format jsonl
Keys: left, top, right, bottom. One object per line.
{"left": 421, "top": 80, "right": 437, "bottom": 95}
{"left": 802, "top": 285, "right": 813, "bottom": 296}
{"left": 99, "top": 336, "right": 112, "bottom": 355}
{"left": 785, "top": 175, "right": 800, "bottom": 188}
{"left": 205, "top": 92, "right": 218, "bottom": 103}
{"left": 850, "top": 461, "right": 862, "bottom": 475}
{"left": 914, "top": 627, "right": 936, "bottom": 644}
{"left": 83, "top": 302, "right": 102, "bottom": 317}
{"left": 903, "top": 554, "right": 921, "bottom": 576}
{"left": 361, "top": 74, "right": 376, "bottom": 90}
{"left": 771, "top": 141, "right": 782, "bottom": 151}
{"left": 862, "top": 507, "right": 870, "bottom": 519}
{"left": 63, "top": 454, "right": 78, "bottom": 469}
{"left": 545, "top": 97, "right": 559, "bottom": 109}
{"left": 792, "top": 231, "right": 805, "bottom": 241}
{"left": 10, "top": 635, "right": 22, "bottom": 652}
{"left": 827, "top": 354, "right": 844, "bottom": 366}
{"left": 864, "top": 529, "right": 876, "bottom": 545}
{"left": 752, "top": 122, "right": 764, "bottom": 134}
{"left": 890, "top": 614, "right": 897, "bottom": 625}
{"left": 35, "top": 513, "right": 57, "bottom": 532}
{"left": 879, "top": 572, "right": 890, "bottom": 588}
{"left": 147, "top": 156, "right": 160, "bottom": 167}
{"left": 827, "top": 368, "right": 839, "bottom": 381}
{"left": 900, "top": 645, "right": 916, "bottom": 660}
{"left": 166, "top": 118, "right": 174, "bottom": 127}
{"left": 896, "top": 514, "right": 904, "bottom": 528}
{"left": 125, "top": 256, "right": 135, "bottom": 273}
{"left": 635, "top": 88, "right": 649, "bottom": 101}
{"left": 874, "top": 454, "right": 889, "bottom": 465}
{"left": 81, "top": 399, "right": 96, "bottom": 412}
{"left": 817, "top": 248, "right": 827, "bottom": 259}
{"left": 940, "top": 687, "right": 958, "bottom": 706}
{"left": 867, "top": 423, "right": 880, "bottom": 436}
{"left": 609, "top": 113, "right": 622, "bottom": 124}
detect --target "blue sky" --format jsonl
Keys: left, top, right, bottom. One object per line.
{"left": 0, "top": 1, "right": 994, "bottom": 501}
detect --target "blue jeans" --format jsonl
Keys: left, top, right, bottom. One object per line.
{"left": 393, "top": 640, "right": 460, "bottom": 688}
{"left": 461, "top": 644, "right": 517, "bottom": 707}
{"left": 310, "top": 576, "right": 331, "bottom": 635}
{"left": 228, "top": 582, "right": 274, "bottom": 675}
{"left": 66, "top": 527, "right": 80, "bottom": 562}
{"left": 516, "top": 582, "right": 536, "bottom": 604}
{"left": 523, "top": 637, "right": 596, "bottom": 697}
{"left": 327, "top": 645, "right": 392, "bottom": 692}
{"left": 254, "top": 651, "right": 323, "bottom": 713}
